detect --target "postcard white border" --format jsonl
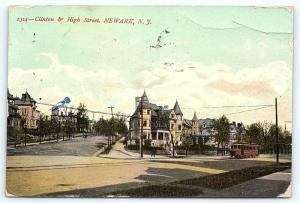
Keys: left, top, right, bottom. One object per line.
{"left": 0, "top": 1, "right": 298, "bottom": 203}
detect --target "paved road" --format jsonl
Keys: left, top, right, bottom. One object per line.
{"left": 7, "top": 153, "right": 290, "bottom": 197}
{"left": 7, "top": 136, "right": 107, "bottom": 156}
{"left": 6, "top": 136, "right": 292, "bottom": 197}
{"left": 7, "top": 155, "right": 224, "bottom": 197}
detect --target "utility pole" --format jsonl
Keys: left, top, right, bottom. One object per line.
{"left": 275, "top": 97, "right": 279, "bottom": 164}
{"left": 108, "top": 106, "right": 114, "bottom": 148}
{"left": 92, "top": 112, "right": 95, "bottom": 135}
{"left": 140, "top": 97, "right": 144, "bottom": 159}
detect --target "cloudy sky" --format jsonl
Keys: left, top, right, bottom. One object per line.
{"left": 8, "top": 6, "right": 293, "bottom": 129}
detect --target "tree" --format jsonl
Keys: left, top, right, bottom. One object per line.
{"left": 214, "top": 115, "right": 230, "bottom": 156}
{"left": 64, "top": 120, "right": 76, "bottom": 140}
{"left": 7, "top": 126, "right": 22, "bottom": 147}
{"left": 38, "top": 114, "right": 50, "bottom": 143}
{"left": 115, "top": 118, "right": 128, "bottom": 135}
{"left": 245, "top": 123, "right": 263, "bottom": 145}
{"left": 76, "top": 103, "right": 89, "bottom": 133}
{"left": 95, "top": 118, "right": 112, "bottom": 148}
{"left": 282, "top": 130, "right": 292, "bottom": 154}
{"left": 156, "top": 110, "right": 176, "bottom": 157}
{"left": 244, "top": 121, "right": 292, "bottom": 155}
{"left": 50, "top": 119, "right": 60, "bottom": 141}
{"left": 144, "top": 139, "right": 152, "bottom": 149}
{"left": 182, "top": 135, "right": 192, "bottom": 156}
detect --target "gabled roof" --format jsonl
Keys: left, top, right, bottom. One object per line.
{"left": 183, "top": 119, "right": 192, "bottom": 127}
{"left": 22, "top": 91, "right": 36, "bottom": 102}
{"left": 164, "top": 109, "right": 173, "bottom": 116}
{"left": 173, "top": 100, "right": 183, "bottom": 115}
{"left": 192, "top": 112, "right": 198, "bottom": 121}
{"left": 131, "top": 91, "right": 180, "bottom": 119}
{"left": 151, "top": 109, "right": 158, "bottom": 116}
{"left": 199, "top": 118, "right": 215, "bottom": 127}
{"left": 15, "top": 91, "right": 36, "bottom": 106}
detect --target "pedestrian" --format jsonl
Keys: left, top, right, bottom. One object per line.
{"left": 150, "top": 147, "right": 155, "bottom": 157}
{"left": 153, "top": 147, "right": 157, "bottom": 157}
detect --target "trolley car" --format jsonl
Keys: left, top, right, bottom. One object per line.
{"left": 230, "top": 143, "right": 259, "bottom": 158}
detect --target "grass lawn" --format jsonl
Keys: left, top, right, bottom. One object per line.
{"left": 107, "top": 162, "right": 291, "bottom": 197}
{"left": 109, "top": 185, "right": 202, "bottom": 197}
{"left": 175, "top": 162, "right": 291, "bottom": 190}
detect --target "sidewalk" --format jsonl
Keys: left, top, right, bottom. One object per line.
{"left": 8, "top": 133, "right": 92, "bottom": 148}
{"left": 99, "top": 138, "right": 168, "bottom": 159}
{"left": 198, "top": 169, "right": 292, "bottom": 198}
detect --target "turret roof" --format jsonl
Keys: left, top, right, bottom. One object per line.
{"left": 138, "top": 90, "right": 148, "bottom": 104}
{"left": 192, "top": 112, "right": 198, "bottom": 121}
{"left": 173, "top": 100, "right": 183, "bottom": 115}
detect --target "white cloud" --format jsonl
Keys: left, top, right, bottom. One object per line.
{"left": 135, "top": 60, "right": 292, "bottom": 125}
{"left": 8, "top": 54, "right": 292, "bottom": 127}
{"left": 8, "top": 53, "right": 136, "bottom": 119}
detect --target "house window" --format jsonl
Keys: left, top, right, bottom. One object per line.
{"left": 158, "top": 132, "right": 164, "bottom": 140}
{"left": 143, "top": 132, "right": 147, "bottom": 139}
{"left": 171, "top": 124, "right": 174, "bottom": 129}
{"left": 152, "top": 132, "right": 157, "bottom": 140}
{"left": 22, "top": 109, "right": 27, "bottom": 116}
{"left": 147, "top": 110, "right": 150, "bottom": 115}
{"left": 143, "top": 120, "right": 147, "bottom": 127}
{"left": 178, "top": 125, "right": 181, "bottom": 130}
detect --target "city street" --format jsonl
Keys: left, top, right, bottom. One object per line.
{"left": 7, "top": 135, "right": 107, "bottom": 156}
{"left": 6, "top": 138, "right": 292, "bottom": 197}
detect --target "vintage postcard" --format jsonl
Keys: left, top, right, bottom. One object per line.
{"left": 7, "top": 6, "right": 293, "bottom": 198}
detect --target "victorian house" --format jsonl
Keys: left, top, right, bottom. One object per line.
{"left": 182, "top": 112, "right": 201, "bottom": 145}
{"left": 199, "top": 118, "right": 217, "bottom": 146}
{"left": 183, "top": 115, "right": 245, "bottom": 148}
{"left": 7, "top": 89, "right": 22, "bottom": 129}
{"left": 129, "top": 91, "right": 183, "bottom": 147}
{"left": 51, "top": 106, "right": 77, "bottom": 127}
{"left": 14, "top": 91, "right": 40, "bottom": 129}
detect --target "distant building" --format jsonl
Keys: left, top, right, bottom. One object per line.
{"left": 183, "top": 116, "right": 245, "bottom": 148}
{"left": 199, "top": 118, "right": 216, "bottom": 146}
{"left": 129, "top": 91, "right": 183, "bottom": 147}
{"left": 229, "top": 121, "right": 246, "bottom": 145}
{"left": 14, "top": 91, "right": 40, "bottom": 129}
{"left": 182, "top": 112, "right": 201, "bottom": 145}
{"left": 7, "top": 89, "right": 22, "bottom": 129}
{"left": 51, "top": 107, "right": 77, "bottom": 127}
